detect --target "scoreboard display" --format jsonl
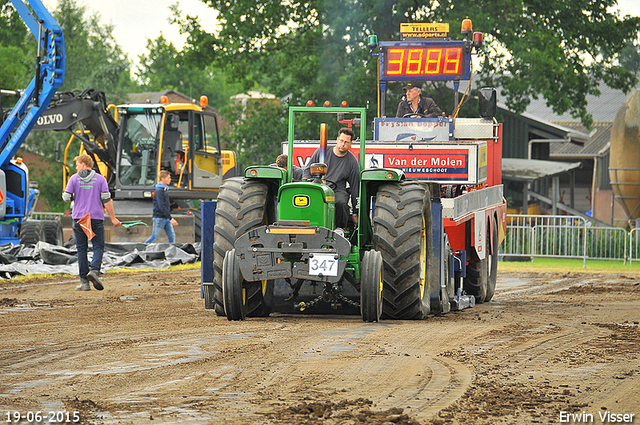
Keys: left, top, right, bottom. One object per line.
{"left": 379, "top": 41, "right": 471, "bottom": 81}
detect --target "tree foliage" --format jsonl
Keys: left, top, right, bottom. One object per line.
{"left": 136, "top": 35, "right": 242, "bottom": 110}
{"left": 2, "top": 0, "right": 135, "bottom": 210}
{"left": 221, "top": 99, "right": 288, "bottom": 171}
{"left": 52, "top": 0, "right": 133, "bottom": 103}
{"left": 189, "top": 0, "right": 640, "bottom": 128}
{"left": 0, "top": 0, "right": 30, "bottom": 109}
{"left": 619, "top": 41, "right": 640, "bottom": 74}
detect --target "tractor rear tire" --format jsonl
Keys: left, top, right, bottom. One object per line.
{"left": 222, "top": 249, "right": 245, "bottom": 321}
{"left": 485, "top": 218, "right": 499, "bottom": 302}
{"left": 19, "top": 221, "right": 44, "bottom": 246}
{"left": 373, "top": 182, "right": 432, "bottom": 320}
{"left": 42, "top": 220, "right": 64, "bottom": 245}
{"left": 213, "top": 177, "right": 274, "bottom": 317}
{"left": 361, "top": 250, "right": 383, "bottom": 322}
{"left": 464, "top": 259, "right": 487, "bottom": 304}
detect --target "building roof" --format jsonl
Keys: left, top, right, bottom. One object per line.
{"left": 522, "top": 81, "right": 630, "bottom": 123}
{"left": 230, "top": 90, "right": 276, "bottom": 100}
{"left": 550, "top": 121, "right": 612, "bottom": 159}
{"left": 502, "top": 158, "right": 582, "bottom": 182}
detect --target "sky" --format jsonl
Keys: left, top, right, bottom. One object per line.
{"left": 41, "top": 0, "right": 640, "bottom": 68}
{"left": 42, "top": 0, "right": 219, "bottom": 65}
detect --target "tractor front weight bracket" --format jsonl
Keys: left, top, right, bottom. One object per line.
{"left": 234, "top": 225, "right": 352, "bottom": 284}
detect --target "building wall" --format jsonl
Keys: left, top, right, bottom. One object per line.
{"left": 593, "top": 188, "right": 631, "bottom": 227}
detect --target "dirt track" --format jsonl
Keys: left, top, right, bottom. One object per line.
{"left": 0, "top": 267, "right": 639, "bottom": 424}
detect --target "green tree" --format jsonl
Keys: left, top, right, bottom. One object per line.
{"left": 189, "top": 0, "right": 639, "bottom": 128}
{"left": 2, "top": 0, "right": 135, "bottom": 211}
{"left": 221, "top": 99, "right": 288, "bottom": 171}
{"left": 136, "top": 34, "right": 242, "bottom": 111}
{"left": 619, "top": 41, "right": 640, "bottom": 74}
{"left": 0, "top": 0, "right": 31, "bottom": 110}
{"left": 52, "top": 0, "right": 132, "bottom": 102}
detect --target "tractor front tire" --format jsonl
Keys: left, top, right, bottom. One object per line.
{"left": 361, "top": 250, "right": 383, "bottom": 322}
{"left": 373, "top": 182, "right": 432, "bottom": 320}
{"left": 222, "top": 249, "right": 245, "bottom": 321}
{"left": 213, "top": 177, "right": 274, "bottom": 317}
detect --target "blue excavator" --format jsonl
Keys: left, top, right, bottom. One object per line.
{"left": 0, "top": 0, "right": 64, "bottom": 245}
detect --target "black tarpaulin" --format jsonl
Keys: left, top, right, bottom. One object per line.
{"left": 0, "top": 241, "right": 201, "bottom": 278}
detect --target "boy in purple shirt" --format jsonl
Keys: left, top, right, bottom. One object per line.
{"left": 63, "top": 154, "right": 121, "bottom": 291}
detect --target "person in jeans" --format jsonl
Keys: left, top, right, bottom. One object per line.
{"left": 63, "top": 154, "right": 121, "bottom": 291}
{"left": 145, "top": 170, "right": 178, "bottom": 243}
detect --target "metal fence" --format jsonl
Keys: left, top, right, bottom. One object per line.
{"left": 27, "top": 212, "right": 65, "bottom": 221}
{"left": 500, "top": 214, "right": 637, "bottom": 266}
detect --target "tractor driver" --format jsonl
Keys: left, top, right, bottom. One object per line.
{"left": 396, "top": 81, "right": 443, "bottom": 118}
{"left": 302, "top": 127, "right": 359, "bottom": 232}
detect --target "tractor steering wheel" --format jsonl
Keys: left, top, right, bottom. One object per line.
{"left": 402, "top": 112, "right": 427, "bottom": 118}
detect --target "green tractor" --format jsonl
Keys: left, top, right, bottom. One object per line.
{"left": 205, "top": 105, "right": 448, "bottom": 321}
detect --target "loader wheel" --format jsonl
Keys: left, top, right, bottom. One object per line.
{"left": 19, "top": 221, "right": 44, "bottom": 246}
{"left": 464, "top": 259, "right": 487, "bottom": 304}
{"left": 213, "top": 177, "right": 274, "bottom": 316}
{"left": 222, "top": 249, "right": 245, "bottom": 321}
{"left": 361, "top": 250, "right": 383, "bottom": 322}
{"left": 485, "top": 218, "right": 499, "bottom": 302}
{"left": 373, "top": 182, "right": 432, "bottom": 320}
{"left": 42, "top": 220, "right": 64, "bottom": 245}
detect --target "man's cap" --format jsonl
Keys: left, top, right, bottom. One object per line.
{"left": 402, "top": 81, "right": 422, "bottom": 90}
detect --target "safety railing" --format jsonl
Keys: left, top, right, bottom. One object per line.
{"left": 27, "top": 212, "right": 65, "bottom": 221}
{"left": 501, "top": 215, "right": 636, "bottom": 266}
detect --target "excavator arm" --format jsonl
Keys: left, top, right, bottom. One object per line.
{"left": 33, "top": 88, "right": 119, "bottom": 174}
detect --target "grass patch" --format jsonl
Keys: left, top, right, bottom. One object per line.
{"left": 6, "top": 262, "right": 201, "bottom": 282}
{"left": 499, "top": 257, "right": 640, "bottom": 274}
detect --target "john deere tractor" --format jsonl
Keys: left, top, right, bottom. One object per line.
{"left": 204, "top": 105, "right": 450, "bottom": 322}
{"left": 203, "top": 20, "right": 507, "bottom": 321}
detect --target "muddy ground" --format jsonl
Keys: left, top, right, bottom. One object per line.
{"left": 0, "top": 267, "right": 639, "bottom": 424}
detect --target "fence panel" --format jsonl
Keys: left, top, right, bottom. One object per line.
{"left": 501, "top": 215, "right": 534, "bottom": 257}
{"left": 585, "top": 227, "right": 627, "bottom": 262}
{"left": 501, "top": 215, "right": 587, "bottom": 263}
{"left": 500, "top": 215, "right": 632, "bottom": 264}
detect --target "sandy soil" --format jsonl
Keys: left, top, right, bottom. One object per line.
{"left": 0, "top": 268, "right": 638, "bottom": 424}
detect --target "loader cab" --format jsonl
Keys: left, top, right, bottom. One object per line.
{"left": 114, "top": 101, "right": 223, "bottom": 196}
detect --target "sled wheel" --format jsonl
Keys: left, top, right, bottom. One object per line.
{"left": 464, "top": 259, "right": 487, "bottom": 304}
{"left": 485, "top": 217, "right": 499, "bottom": 302}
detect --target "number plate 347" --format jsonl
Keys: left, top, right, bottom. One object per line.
{"left": 308, "top": 254, "right": 338, "bottom": 276}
